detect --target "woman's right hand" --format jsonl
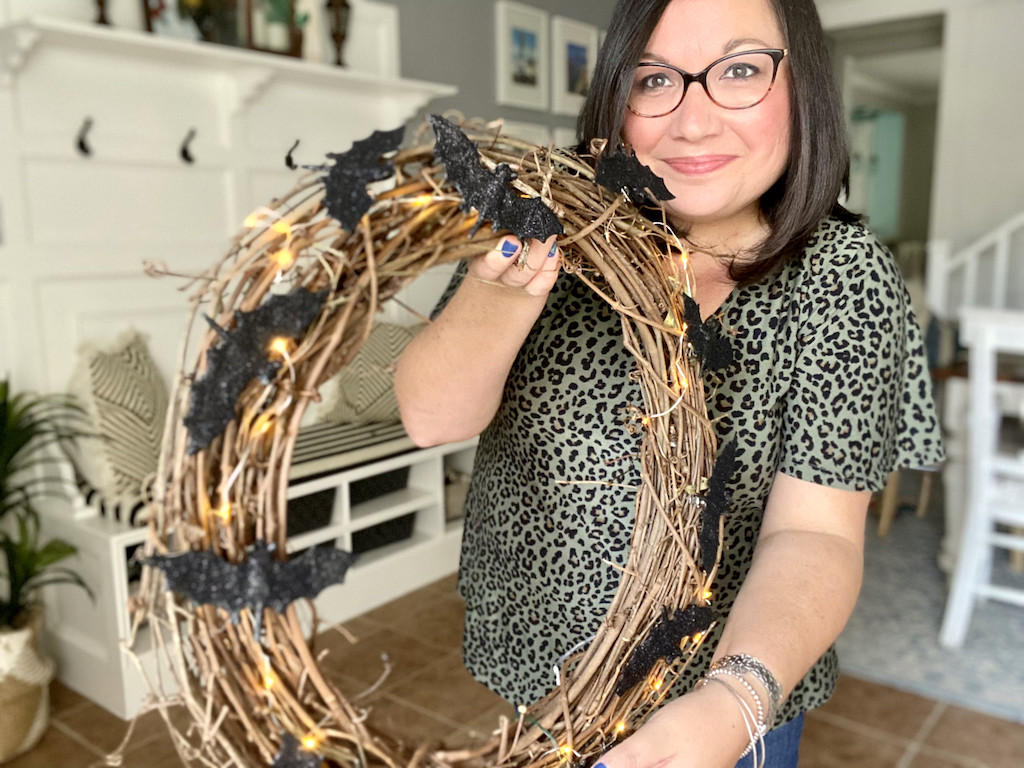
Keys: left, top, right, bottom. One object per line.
{"left": 394, "top": 234, "right": 560, "bottom": 446}
{"left": 466, "top": 234, "right": 561, "bottom": 297}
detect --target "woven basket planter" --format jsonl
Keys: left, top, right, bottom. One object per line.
{"left": 0, "top": 608, "right": 55, "bottom": 763}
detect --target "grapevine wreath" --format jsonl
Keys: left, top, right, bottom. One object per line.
{"left": 130, "top": 115, "right": 736, "bottom": 768}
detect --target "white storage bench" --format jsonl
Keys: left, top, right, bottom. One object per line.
{"left": 43, "top": 422, "right": 476, "bottom": 719}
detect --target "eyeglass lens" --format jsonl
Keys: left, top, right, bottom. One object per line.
{"left": 629, "top": 51, "right": 779, "bottom": 114}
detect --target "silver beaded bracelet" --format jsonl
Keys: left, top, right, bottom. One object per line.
{"left": 698, "top": 676, "right": 766, "bottom": 763}
{"left": 703, "top": 667, "right": 767, "bottom": 732}
{"left": 707, "top": 654, "right": 784, "bottom": 727}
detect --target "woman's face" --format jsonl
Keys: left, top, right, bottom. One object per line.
{"left": 622, "top": 0, "right": 791, "bottom": 237}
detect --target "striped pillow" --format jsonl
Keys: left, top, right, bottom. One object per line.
{"left": 70, "top": 331, "right": 168, "bottom": 517}
{"left": 318, "top": 322, "right": 421, "bottom": 425}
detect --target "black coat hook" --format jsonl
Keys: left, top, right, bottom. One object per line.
{"left": 76, "top": 117, "right": 93, "bottom": 156}
{"left": 285, "top": 139, "right": 300, "bottom": 169}
{"left": 180, "top": 128, "right": 197, "bottom": 164}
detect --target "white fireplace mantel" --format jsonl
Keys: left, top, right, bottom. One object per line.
{"left": 0, "top": 16, "right": 455, "bottom": 393}
{"left": 0, "top": 16, "right": 458, "bottom": 720}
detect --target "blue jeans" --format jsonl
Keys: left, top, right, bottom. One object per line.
{"left": 734, "top": 713, "right": 804, "bottom": 768}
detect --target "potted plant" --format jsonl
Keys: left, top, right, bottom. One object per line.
{"left": 0, "top": 380, "right": 91, "bottom": 762}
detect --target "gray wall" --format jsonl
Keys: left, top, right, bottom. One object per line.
{"left": 899, "top": 103, "right": 936, "bottom": 243}
{"left": 377, "top": 0, "right": 618, "bottom": 135}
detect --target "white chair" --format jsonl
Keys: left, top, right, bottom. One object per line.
{"left": 939, "top": 307, "right": 1024, "bottom": 648}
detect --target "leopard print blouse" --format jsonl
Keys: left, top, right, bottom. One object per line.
{"left": 443, "top": 216, "right": 944, "bottom": 723}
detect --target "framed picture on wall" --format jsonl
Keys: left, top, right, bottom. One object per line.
{"left": 140, "top": 0, "right": 202, "bottom": 40}
{"left": 551, "top": 16, "right": 599, "bottom": 117}
{"left": 495, "top": 1, "right": 550, "bottom": 111}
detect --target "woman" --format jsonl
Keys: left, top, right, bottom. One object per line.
{"left": 395, "top": 0, "right": 943, "bottom": 765}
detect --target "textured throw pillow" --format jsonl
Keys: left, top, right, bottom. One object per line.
{"left": 318, "top": 322, "right": 421, "bottom": 425}
{"left": 68, "top": 331, "right": 169, "bottom": 514}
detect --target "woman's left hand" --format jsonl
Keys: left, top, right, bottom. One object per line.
{"left": 593, "top": 683, "right": 752, "bottom": 768}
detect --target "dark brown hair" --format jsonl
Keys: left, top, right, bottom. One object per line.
{"left": 577, "top": 0, "right": 858, "bottom": 284}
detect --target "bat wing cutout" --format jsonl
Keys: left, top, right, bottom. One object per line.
{"left": 147, "top": 541, "right": 355, "bottom": 631}
{"left": 614, "top": 605, "right": 716, "bottom": 695}
{"left": 595, "top": 151, "right": 674, "bottom": 203}
{"left": 682, "top": 293, "right": 735, "bottom": 372}
{"left": 272, "top": 733, "right": 322, "bottom": 768}
{"left": 184, "top": 288, "right": 328, "bottom": 454}
{"left": 698, "top": 439, "right": 738, "bottom": 573}
{"left": 322, "top": 125, "right": 406, "bottom": 232}
{"left": 429, "top": 114, "right": 563, "bottom": 242}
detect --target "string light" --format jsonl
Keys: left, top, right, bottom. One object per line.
{"left": 615, "top": 721, "right": 627, "bottom": 735}
{"left": 262, "top": 664, "right": 276, "bottom": 690}
{"left": 268, "top": 337, "right": 292, "bottom": 358}
{"left": 212, "top": 500, "right": 232, "bottom": 524}
{"left": 271, "top": 220, "right": 292, "bottom": 238}
{"left": 302, "top": 732, "right": 322, "bottom": 751}
{"left": 409, "top": 194, "right": 434, "bottom": 207}
{"left": 252, "top": 414, "right": 274, "bottom": 438}
{"left": 649, "top": 676, "right": 664, "bottom": 692}
{"left": 703, "top": 589, "right": 713, "bottom": 602}
{"left": 270, "top": 248, "right": 295, "bottom": 269}
{"left": 244, "top": 210, "right": 266, "bottom": 228}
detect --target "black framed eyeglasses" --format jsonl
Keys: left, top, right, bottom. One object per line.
{"left": 627, "top": 48, "right": 788, "bottom": 116}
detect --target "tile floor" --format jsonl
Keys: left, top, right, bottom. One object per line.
{"left": 9, "top": 574, "right": 1024, "bottom": 768}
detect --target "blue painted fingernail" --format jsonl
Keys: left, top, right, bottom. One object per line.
{"left": 501, "top": 241, "right": 519, "bottom": 258}
{"left": 548, "top": 242, "right": 558, "bottom": 258}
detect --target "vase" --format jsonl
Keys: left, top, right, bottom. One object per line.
{"left": 0, "top": 609, "right": 56, "bottom": 762}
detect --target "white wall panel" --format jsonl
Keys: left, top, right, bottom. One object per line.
{"left": 25, "top": 160, "right": 231, "bottom": 246}
{"left": 36, "top": 273, "right": 203, "bottom": 392}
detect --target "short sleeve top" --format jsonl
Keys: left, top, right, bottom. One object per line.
{"left": 452, "top": 216, "right": 945, "bottom": 720}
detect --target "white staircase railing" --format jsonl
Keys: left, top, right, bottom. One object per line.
{"left": 927, "top": 211, "right": 1024, "bottom": 322}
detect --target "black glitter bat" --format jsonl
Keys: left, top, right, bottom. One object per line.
{"left": 615, "top": 605, "right": 716, "bottom": 695}
{"left": 184, "top": 289, "right": 328, "bottom": 454}
{"left": 147, "top": 541, "right": 355, "bottom": 629}
{"left": 595, "top": 151, "right": 673, "bottom": 203}
{"left": 272, "top": 733, "right": 322, "bottom": 768}
{"left": 429, "top": 114, "right": 563, "bottom": 242}
{"left": 682, "top": 293, "right": 734, "bottom": 372}
{"left": 321, "top": 125, "right": 405, "bottom": 231}
{"left": 698, "top": 439, "right": 738, "bottom": 573}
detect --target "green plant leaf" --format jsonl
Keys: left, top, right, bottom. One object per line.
{"left": 1, "top": 380, "right": 92, "bottom": 625}
{"left": 35, "top": 539, "right": 78, "bottom": 569}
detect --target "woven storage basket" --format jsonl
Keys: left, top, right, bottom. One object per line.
{"left": 0, "top": 610, "right": 55, "bottom": 762}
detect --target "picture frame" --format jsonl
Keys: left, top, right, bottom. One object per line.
{"left": 140, "top": 0, "right": 203, "bottom": 40}
{"left": 243, "top": 0, "right": 305, "bottom": 58}
{"left": 495, "top": 1, "right": 550, "bottom": 111}
{"left": 550, "top": 16, "right": 599, "bottom": 117}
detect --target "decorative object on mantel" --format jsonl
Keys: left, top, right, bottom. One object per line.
{"left": 0, "top": 381, "right": 92, "bottom": 762}
{"left": 244, "top": 0, "right": 308, "bottom": 58}
{"left": 173, "top": 0, "right": 241, "bottom": 46}
{"left": 325, "top": 0, "right": 351, "bottom": 66}
{"left": 130, "top": 115, "right": 728, "bottom": 768}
